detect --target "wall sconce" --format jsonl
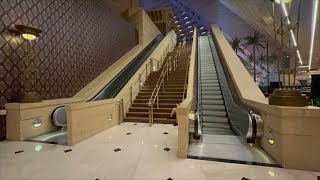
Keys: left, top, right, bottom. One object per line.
{"left": 15, "top": 25, "right": 42, "bottom": 41}
{"left": 13, "top": 25, "right": 43, "bottom": 103}
{"left": 266, "top": 131, "right": 275, "bottom": 145}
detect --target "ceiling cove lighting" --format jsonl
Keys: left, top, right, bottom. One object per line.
{"left": 308, "top": 0, "right": 319, "bottom": 70}
{"left": 281, "top": 3, "right": 290, "bottom": 24}
{"left": 290, "top": 30, "right": 297, "bottom": 47}
{"left": 281, "top": 2, "right": 303, "bottom": 65}
{"left": 297, "top": 50, "right": 303, "bottom": 65}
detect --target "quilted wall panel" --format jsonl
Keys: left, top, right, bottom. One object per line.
{"left": 0, "top": 0, "right": 137, "bottom": 140}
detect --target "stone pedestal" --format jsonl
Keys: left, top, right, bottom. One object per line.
{"left": 269, "top": 89, "right": 308, "bottom": 107}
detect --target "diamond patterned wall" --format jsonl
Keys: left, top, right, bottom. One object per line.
{"left": 0, "top": 0, "right": 137, "bottom": 140}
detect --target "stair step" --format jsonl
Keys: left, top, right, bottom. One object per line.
{"left": 126, "top": 112, "right": 171, "bottom": 118}
{"left": 136, "top": 95, "right": 183, "bottom": 99}
{"left": 129, "top": 107, "right": 172, "bottom": 113}
{"left": 123, "top": 117, "right": 176, "bottom": 124}
{"left": 134, "top": 99, "right": 181, "bottom": 103}
{"left": 138, "top": 92, "right": 183, "bottom": 96}
{"left": 132, "top": 103, "right": 177, "bottom": 108}
{"left": 141, "top": 89, "right": 184, "bottom": 92}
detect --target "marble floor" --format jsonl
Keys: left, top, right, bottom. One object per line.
{"left": 0, "top": 123, "right": 319, "bottom": 180}
{"left": 188, "top": 134, "right": 277, "bottom": 166}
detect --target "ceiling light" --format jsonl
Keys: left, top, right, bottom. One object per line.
{"left": 299, "top": 65, "right": 309, "bottom": 68}
{"left": 180, "top": 34, "right": 184, "bottom": 36}
{"left": 182, "top": 12, "right": 185, "bottom": 14}
{"left": 184, "top": 17, "right": 188, "bottom": 19}
{"left": 175, "top": 21, "right": 178, "bottom": 23}
{"left": 190, "top": 31, "right": 193, "bottom": 33}
{"left": 177, "top": 25, "right": 180, "bottom": 27}
{"left": 290, "top": 30, "right": 297, "bottom": 47}
{"left": 308, "top": 0, "right": 319, "bottom": 70}
{"left": 186, "top": 21, "right": 190, "bottom": 24}
{"left": 202, "top": 32, "right": 206, "bottom": 34}
{"left": 281, "top": 3, "right": 291, "bottom": 25}
{"left": 188, "top": 26, "right": 192, "bottom": 28}
{"left": 297, "top": 50, "right": 303, "bottom": 65}
{"left": 200, "top": 27, "right": 204, "bottom": 29}
{"left": 179, "top": 29, "right": 182, "bottom": 32}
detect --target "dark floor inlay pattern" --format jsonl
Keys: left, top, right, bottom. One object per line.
{"left": 126, "top": 133, "right": 132, "bottom": 135}
{"left": 163, "top": 147, "right": 171, "bottom": 152}
{"left": 133, "top": 123, "right": 137, "bottom": 125}
{"left": 15, "top": 150, "right": 24, "bottom": 154}
{"left": 167, "top": 178, "right": 173, "bottom": 180}
{"left": 241, "top": 177, "right": 250, "bottom": 180}
{"left": 163, "top": 132, "right": 169, "bottom": 135}
{"left": 318, "top": 176, "right": 320, "bottom": 180}
{"left": 64, "top": 149, "right": 72, "bottom": 153}
{"left": 114, "top": 148, "right": 122, "bottom": 152}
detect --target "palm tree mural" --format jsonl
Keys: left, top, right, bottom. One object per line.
{"left": 243, "top": 31, "right": 265, "bottom": 82}
{"left": 230, "top": 36, "right": 244, "bottom": 54}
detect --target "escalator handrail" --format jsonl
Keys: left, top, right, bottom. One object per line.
{"left": 91, "top": 34, "right": 163, "bottom": 101}
{"left": 51, "top": 34, "right": 164, "bottom": 128}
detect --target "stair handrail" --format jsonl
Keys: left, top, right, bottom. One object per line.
{"left": 147, "top": 45, "right": 182, "bottom": 126}
{"left": 182, "top": 57, "right": 191, "bottom": 101}
{"left": 148, "top": 59, "right": 170, "bottom": 126}
{"left": 119, "top": 44, "right": 172, "bottom": 124}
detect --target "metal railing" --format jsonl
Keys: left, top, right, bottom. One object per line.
{"left": 148, "top": 45, "right": 182, "bottom": 126}
{"left": 182, "top": 57, "right": 191, "bottom": 101}
{"left": 119, "top": 44, "right": 174, "bottom": 124}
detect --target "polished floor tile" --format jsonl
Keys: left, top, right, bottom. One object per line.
{"left": 0, "top": 123, "right": 318, "bottom": 180}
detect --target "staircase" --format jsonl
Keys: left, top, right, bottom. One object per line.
{"left": 124, "top": 45, "right": 191, "bottom": 124}
{"left": 198, "top": 36, "right": 234, "bottom": 135}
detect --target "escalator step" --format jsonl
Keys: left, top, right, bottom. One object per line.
{"left": 202, "top": 116, "right": 228, "bottom": 123}
{"left": 201, "top": 91, "right": 221, "bottom": 95}
{"left": 203, "top": 129, "right": 234, "bottom": 135}
{"left": 201, "top": 95, "right": 222, "bottom": 100}
{"left": 202, "top": 105, "right": 225, "bottom": 110}
{"left": 201, "top": 87, "right": 220, "bottom": 91}
{"left": 202, "top": 99, "right": 224, "bottom": 105}
{"left": 202, "top": 110, "right": 227, "bottom": 117}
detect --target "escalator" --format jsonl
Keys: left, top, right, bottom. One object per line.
{"left": 188, "top": 35, "right": 280, "bottom": 167}
{"left": 198, "top": 36, "right": 233, "bottom": 136}
{"left": 29, "top": 35, "right": 164, "bottom": 145}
